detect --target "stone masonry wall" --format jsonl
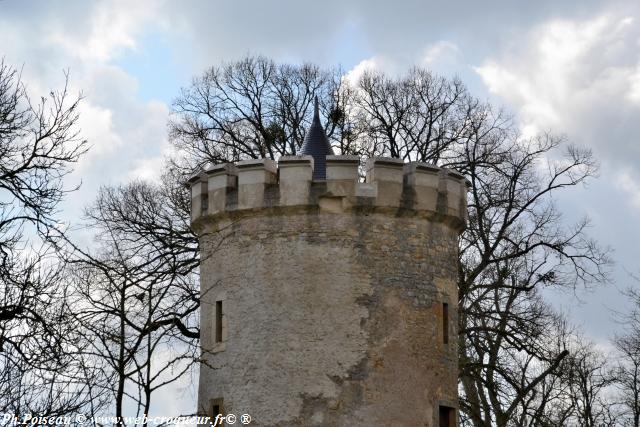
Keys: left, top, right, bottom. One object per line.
{"left": 191, "top": 156, "right": 467, "bottom": 426}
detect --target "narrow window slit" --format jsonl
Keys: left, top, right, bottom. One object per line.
{"left": 211, "top": 397, "right": 224, "bottom": 425}
{"left": 442, "top": 302, "right": 449, "bottom": 345}
{"left": 439, "top": 405, "right": 455, "bottom": 427}
{"left": 215, "top": 300, "right": 223, "bottom": 343}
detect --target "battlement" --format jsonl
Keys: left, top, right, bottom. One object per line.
{"left": 187, "top": 155, "right": 470, "bottom": 230}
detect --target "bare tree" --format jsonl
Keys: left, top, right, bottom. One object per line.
{"left": 0, "top": 58, "right": 94, "bottom": 417}
{"left": 458, "top": 282, "right": 571, "bottom": 426}
{"left": 169, "top": 55, "right": 353, "bottom": 175}
{"left": 168, "top": 55, "right": 611, "bottom": 425}
{"left": 454, "top": 134, "right": 610, "bottom": 426}
{"left": 355, "top": 68, "right": 480, "bottom": 162}
{"left": 564, "top": 340, "right": 617, "bottom": 427}
{"left": 59, "top": 179, "right": 200, "bottom": 426}
{"left": 612, "top": 284, "right": 640, "bottom": 427}
{"left": 614, "top": 333, "right": 640, "bottom": 426}
{"left": 0, "top": 52, "right": 613, "bottom": 425}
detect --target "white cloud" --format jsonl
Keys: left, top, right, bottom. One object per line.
{"left": 420, "top": 41, "right": 461, "bottom": 67}
{"left": 344, "top": 40, "right": 463, "bottom": 86}
{"left": 616, "top": 169, "right": 640, "bottom": 210}
{"left": 0, "top": 2, "right": 172, "bottom": 222}
{"left": 475, "top": 13, "right": 640, "bottom": 213}
{"left": 39, "top": 0, "right": 163, "bottom": 64}
{"left": 76, "top": 102, "right": 122, "bottom": 165}
{"left": 474, "top": 10, "right": 640, "bottom": 345}
{"left": 476, "top": 14, "right": 640, "bottom": 135}
{"left": 343, "top": 56, "right": 383, "bottom": 85}
{"left": 60, "top": 63, "right": 170, "bottom": 181}
{"left": 628, "top": 65, "right": 640, "bottom": 103}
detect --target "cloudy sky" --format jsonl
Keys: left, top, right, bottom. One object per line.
{"left": 2, "top": 0, "right": 639, "bottom": 416}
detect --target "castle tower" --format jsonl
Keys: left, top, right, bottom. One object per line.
{"left": 188, "top": 108, "right": 468, "bottom": 426}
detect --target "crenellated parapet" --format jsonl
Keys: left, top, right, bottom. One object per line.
{"left": 187, "top": 155, "right": 470, "bottom": 231}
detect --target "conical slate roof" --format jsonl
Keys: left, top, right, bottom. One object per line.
{"left": 299, "top": 97, "right": 334, "bottom": 180}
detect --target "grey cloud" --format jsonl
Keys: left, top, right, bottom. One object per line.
{"left": 471, "top": 10, "right": 640, "bottom": 340}
{"left": 154, "top": 0, "right": 627, "bottom": 69}
{"left": 1, "top": 0, "right": 639, "bottom": 401}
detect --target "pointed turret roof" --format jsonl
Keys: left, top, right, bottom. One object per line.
{"left": 299, "top": 97, "right": 334, "bottom": 180}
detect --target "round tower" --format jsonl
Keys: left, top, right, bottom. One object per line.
{"left": 189, "top": 109, "right": 468, "bottom": 427}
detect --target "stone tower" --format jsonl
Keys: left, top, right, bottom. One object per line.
{"left": 188, "top": 102, "right": 468, "bottom": 426}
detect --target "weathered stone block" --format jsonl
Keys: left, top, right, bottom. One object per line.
{"left": 206, "top": 163, "right": 238, "bottom": 214}
{"left": 278, "top": 156, "right": 313, "bottom": 206}
{"left": 404, "top": 162, "right": 440, "bottom": 212}
{"left": 237, "top": 159, "right": 277, "bottom": 209}
{"left": 356, "top": 182, "right": 377, "bottom": 198}
{"left": 189, "top": 174, "right": 208, "bottom": 221}
{"left": 326, "top": 155, "right": 359, "bottom": 198}
{"left": 443, "top": 171, "right": 465, "bottom": 217}
{"left": 366, "top": 157, "right": 404, "bottom": 207}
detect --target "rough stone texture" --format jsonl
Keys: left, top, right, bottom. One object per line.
{"left": 193, "top": 157, "right": 465, "bottom": 427}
